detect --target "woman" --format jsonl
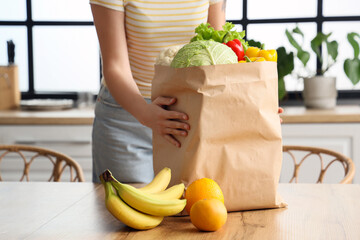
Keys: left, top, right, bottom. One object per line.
{"left": 90, "top": 0, "right": 226, "bottom": 183}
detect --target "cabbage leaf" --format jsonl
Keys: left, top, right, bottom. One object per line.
{"left": 170, "top": 40, "right": 237, "bottom": 68}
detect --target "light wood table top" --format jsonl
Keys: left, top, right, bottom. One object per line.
{"left": 1, "top": 182, "right": 359, "bottom": 240}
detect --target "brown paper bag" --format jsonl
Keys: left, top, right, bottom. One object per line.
{"left": 151, "top": 62, "right": 286, "bottom": 212}
{"left": 0, "top": 65, "right": 20, "bottom": 110}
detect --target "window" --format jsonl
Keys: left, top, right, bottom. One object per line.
{"left": 1, "top": 0, "right": 359, "bottom": 102}
{"left": 0, "top": 0, "right": 99, "bottom": 100}
{"left": 226, "top": 0, "right": 360, "bottom": 103}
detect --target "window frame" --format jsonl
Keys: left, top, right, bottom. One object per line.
{"left": 0, "top": 0, "right": 98, "bottom": 100}
{"left": 231, "top": 0, "right": 360, "bottom": 105}
{"left": 0, "top": 0, "right": 359, "bottom": 104}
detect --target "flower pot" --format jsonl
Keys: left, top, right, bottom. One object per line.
{"left": 302, "top": 76, "right": 337, "bottom": 109}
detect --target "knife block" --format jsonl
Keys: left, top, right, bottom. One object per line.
{"left": 0, "top": 65, "right": 20, "bottom": 110}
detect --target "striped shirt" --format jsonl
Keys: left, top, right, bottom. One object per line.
{"left": 90, "top": 0, "right": 222, "bottom": 98}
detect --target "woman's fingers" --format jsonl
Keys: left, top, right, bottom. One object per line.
{"left": 163, "top": 134, "right": 181, "bottom": 148}
{"left": 165, "top": 120, "right": 190, "bottom": 131}
{"left": 163, "top": 127, "right": 188, "bottom": 137}
{"left": 166, "top": 110, "right": 189, "bottom": 120}
{"left": 151, "top": 96, "right": 190, "bottom": 147}
{"left": 153, "top": 96, "right": 189, "bottom": 120}
{"left": 153, "top": 96, "right": 176, "bottom": 106}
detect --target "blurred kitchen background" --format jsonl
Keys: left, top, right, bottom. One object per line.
{"left": 0, "top": 0, "right": 359, "bottom": 183}
{"left": 1, "top": 0, "right": 359, "bottom": 100}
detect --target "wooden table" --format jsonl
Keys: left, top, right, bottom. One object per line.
{"left": 1, "top": 183, "right": 359, "bottom": 240}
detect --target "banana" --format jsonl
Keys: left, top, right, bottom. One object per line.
{"left": 100, "top": 175, "right": 163, "bottom": 230}
{"left": 114, "top": 181, "right": 186, "bottom": 217}
{"left": 138, "top": 167, "right": 171, "bottom": 193}
{"left": 150, "top": 183, "right": 185, "bottom": 200}
{"left": 104, "top": 170, "right": 186, "bottom": 217}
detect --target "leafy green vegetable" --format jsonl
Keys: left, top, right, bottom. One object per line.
{"left": 170, "top": 40, "right": 237, "bottom": 68}
{"left": 344, "top": 32, "right": 360, "bottom": 86}
{"left": 247, "top": 39, "right": 261, "bottom": 48}
{"left": 190, "top": 22, "right": 248, "bottom": 51}
{"left": 190, "top": 23, "right": 214, "bottom": 42}
{"left": 247, "top": 39, "right": 265, "bottom": 50}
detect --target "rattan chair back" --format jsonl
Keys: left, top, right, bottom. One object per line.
{"left": 0, "top": 145, "right": 85, "bottom": 182}
{"left": 283, "top": 145, "right": 355, "bottom": 184}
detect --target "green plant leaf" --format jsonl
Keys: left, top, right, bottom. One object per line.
{"left": 277, "top": 47, "right": 294, "bottom": 79}
{"left": 278, "top": 77, "right": 286, "bottom": 101}
{"left": 347, "top": 32, "right": 360, "bottom": 58}
{"left": 344, "top": 58, "right": 360, "bottom": 85}
{"left": 297, "top": 50, "right": 310, "bottom": 66}
{"left": 326, "top": 40, "right": 339, "bottom": 61}
{"left": 286, "top": 28, "right": 310, "bottom": 67}
{"left": 292, "top": 26, "right": 304, "bottom": 39}
{"left": 310, "top": 32, "right": 329, "bottom": 62}
{"left": 276, "top": 46, "right": 294, "bottom": 100}
{"left": 285, "top": 29, "right": 302, "bottom": 51}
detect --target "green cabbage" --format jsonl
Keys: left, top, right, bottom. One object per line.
{"left": 170, "top": 40, "right": 238, "bottom": 68}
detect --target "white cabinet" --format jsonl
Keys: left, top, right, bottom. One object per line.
{"left": 0, "top": 125, "right": 93, "bottom": 181}
{"left": 281, "top": 123, "right": 360, "bottom": 183}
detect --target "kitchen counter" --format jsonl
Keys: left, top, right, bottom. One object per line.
{"left": 282, "top": 105, "right": 360, "bottom": 123}
{"left": 0, "top": 105, "right": 360, "bottom": 125}
{"left": 0, "top": 108, "right": 94, "bottom": 125}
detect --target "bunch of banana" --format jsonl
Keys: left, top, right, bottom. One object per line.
{"left": 100, "top": 167, "right": 186, "bottom": 230}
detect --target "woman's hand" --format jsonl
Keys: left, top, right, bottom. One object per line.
{"left": 140, "top": 96, "right": 190, "bottom": 148}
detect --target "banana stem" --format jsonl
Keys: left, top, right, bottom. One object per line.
{"left": 99, "top": 172, "right": 114, "bottom": 199}
{"left": 101, "top": 169, "right": 114, "bottom": 182}
{"left": 103, "top": 170, "right": 123, "bottom": 186}
{"left": 104, "top": 181, "right": 116, "bottom": 199}
{"left": 99, "top": 174, "right": 106, "bottom": 184}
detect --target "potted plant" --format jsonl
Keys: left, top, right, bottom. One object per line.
{"left": 344, "top": 32, "right": 360, "bottom": 87}
{"left": 286, "top": 26, "right": 339, "bottom": 109}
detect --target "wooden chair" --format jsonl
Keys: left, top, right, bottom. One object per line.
{"left": 283, "top": 145, "right": 355, "bottom": 184}
{"left": 0, "top": 145, "right": 85, "bottom": 182}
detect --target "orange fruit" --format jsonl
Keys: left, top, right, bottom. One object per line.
{"left": 184, "top": 178, "right": 224, "bottom": 214}
{"left": 190, "top": 199, "right": 227, "bottom": 231}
